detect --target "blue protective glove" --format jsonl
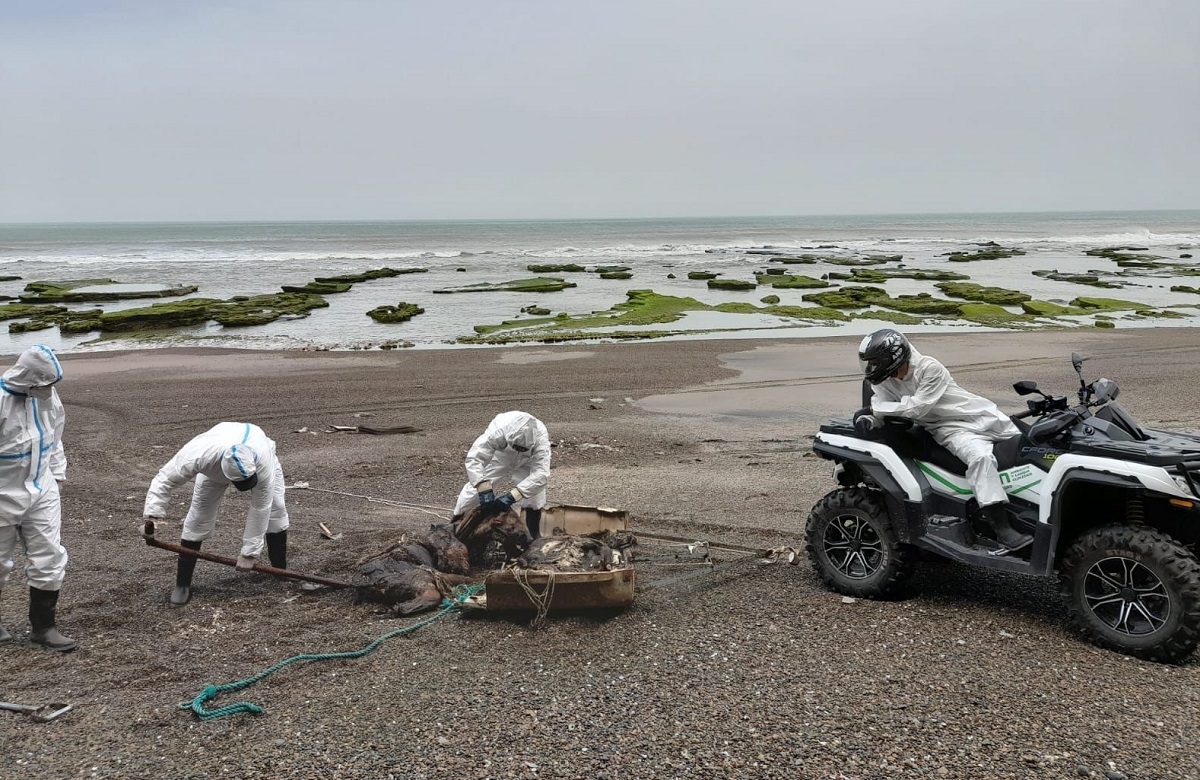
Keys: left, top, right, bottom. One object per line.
{"left": 477, "top": 488, "right": 496, "bottom": 507}
{"left": 495, "top": 492, "right": 518, "bottom": 510}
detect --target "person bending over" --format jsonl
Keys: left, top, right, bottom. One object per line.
{"left": 143, "top": 422, "right": 290, "bottom": 605}
{"left": 453, "top": 411, "right": 551, "bottom": 542}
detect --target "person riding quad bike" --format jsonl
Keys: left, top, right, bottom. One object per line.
{"left": 856, "top": 329, "right": 1032, "bottom": 551}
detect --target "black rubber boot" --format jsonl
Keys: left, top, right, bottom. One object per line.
{"left": 171, "top": 539, "right": 203, "bottom": 606}
{"left": 29, "top": 587, "right": 76, "bottom": 652}
{"left": 265, "top": 530, "right": 288, "bottom": 570}
{"left": 525, "top": 508, "right": 542, "bottom": 541}
{"left": 983, "top": 504, "right": 1033, "bottom": 551}
{"left": 0, "top": 589, "right": 11, "bottom": 643}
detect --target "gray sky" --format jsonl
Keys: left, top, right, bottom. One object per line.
{"left": 2, "top": 0, "right": 1197, "bottom": 222}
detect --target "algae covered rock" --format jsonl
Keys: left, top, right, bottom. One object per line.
{"left": 281, "top": 281, "right": 353, "bottom": 294}
{"left": 1021, "top": 300, "right": 1088, "bottom": 317}
{"left": 367, "top": 303, "right": 425, "bottom": 323}
{"left": 1070, "top": 296, "right": 1152, "bottom": 312}
{"left": 314, "top": 267, "right": 427, "bottom": 284}
{"left": 599, "top": 271, "right": 633, "bottom": 279}
{"left": 593, "top": 266, "right": 631, "bottom": 274}
{"left": 20, "top": 279, "right": 200, "bottom": 303}
{"left": 829, "top": 268, "right": 970, "bottom": 283}
{"left": 0, "top": 303, "right": 69, "bottom": 322}
{"left": 707, "top": 279, "right": 757, "bottom": 291}
{"left": 433, "top": 277, "right": 577, "bottom": 294}
{"left": 527, "top": 264, "right": 586, "bottom": 273}
{"left": 943, "top": 246, "right": 1026, "bottom": 262}
{"left": 8, "top": 320, "right": 55, "bottom": 333}
{"left": 521, "top": 305, "right": 551, "bottom": 316}
{"left": 755, "top": 274, "right": 829, "bottom": 289}
{"left": 687, "top": 271, "right": 718, "bottom": 280}
{"left": 1095, "top": 319, "right": 1116, "bottom": 328}
{"left": 935, "top": 282, "right": 1031, "bottom": 306}
{"left": 760, "top": 294, "right": 781, "bottom": 304}
{"left": 1032, "top": 270, "right": 1121, "bottom": 288}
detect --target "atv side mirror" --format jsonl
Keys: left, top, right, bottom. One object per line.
{"left": 1013, "top": 380, "right": 1039, "bottom": 396}
{"left": 1071, "top": 352, "right": 1084, "bottom": 374}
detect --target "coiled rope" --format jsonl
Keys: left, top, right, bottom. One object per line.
{"left": 180, "top": 583, "right": 484, "bottom": 721}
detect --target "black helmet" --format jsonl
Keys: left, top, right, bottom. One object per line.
{"left": 858, "top": 329, "right": 911, "bottom": 384}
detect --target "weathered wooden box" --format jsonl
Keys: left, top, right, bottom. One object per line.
{"left": 464, "top": 504, "right": 636, "bottom": 614}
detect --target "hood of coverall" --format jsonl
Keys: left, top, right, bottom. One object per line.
{"left": 504, "top": 415, "right": 540, "bottom": 453}
{"left": 1, "top": 345, "right": 63, "bottom": 396}
{"left": 221, "top": 443, "right": 259, "bottom": 489}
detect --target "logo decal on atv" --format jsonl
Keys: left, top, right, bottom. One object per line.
{"left": 1021, "top": 446, "right": 1061, "bottom": 462}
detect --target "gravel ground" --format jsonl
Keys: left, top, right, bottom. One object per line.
{"left": 2, "top": 330, "right": 1199, "bottom": 780}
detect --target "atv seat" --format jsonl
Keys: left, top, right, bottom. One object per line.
{"left": 870, "top": 423, "right": 1023, "bottom": 476}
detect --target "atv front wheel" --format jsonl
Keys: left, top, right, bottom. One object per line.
{"left": 1060, "top": 525, "right": 1200, "bottom": 663}
{"left": 805, "top": 487, "right": 913, "bottom": 599}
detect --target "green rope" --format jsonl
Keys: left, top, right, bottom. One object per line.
{"left": 180, "top": 583, "right": 484, "bottom": 721}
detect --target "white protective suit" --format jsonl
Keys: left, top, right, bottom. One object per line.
{"left": 143, "top": 422, "right": 289, "bottom": 558}
{"left": 0, "top": 345, "right": 69, "bottom": 591}
{"left": 453, "top": 411, "right": 551, "bottom": 516}
{"left": 868, "top": 346, "right": 1018, "bottom": 507}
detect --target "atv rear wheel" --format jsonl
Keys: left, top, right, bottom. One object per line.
{"left": 1060, "top": 525, "right": 1200, "bottom": 663}
{"left": 805, "top": 487, "right": 913, "bottom": 599}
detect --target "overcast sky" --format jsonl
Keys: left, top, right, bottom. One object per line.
{"left": 2, "top": 0, "right": 1197, "bottom": 222}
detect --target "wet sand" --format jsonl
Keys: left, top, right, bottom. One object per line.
{"left": 3, "top": 329, "right": 1200, "bottom": 779}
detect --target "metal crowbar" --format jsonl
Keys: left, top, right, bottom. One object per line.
{"left": 141, "top": 520, "right": 357, "bottom": 590}
{"left": 0, "top": 701, "right": 73, "bottom": 722}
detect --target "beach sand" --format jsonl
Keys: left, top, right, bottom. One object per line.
{"left": 4, "top": 329, "right": 1200, "bottom": 778}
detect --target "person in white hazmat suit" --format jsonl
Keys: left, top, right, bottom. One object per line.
{"left": 453, "top": 411, "right": 551, "bottom": 541}
{"left": 856, "top": 329, "right": 1033, "bottom": 551}
{"left": 143, "top": 422, "right": 290, "bottom": 605}
{"left": 0, "top": 345, "right": 76, "bottom": 651}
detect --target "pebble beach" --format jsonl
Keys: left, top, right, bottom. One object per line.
{"left": 3, "top": 328, "right": 1199, "bottom": 779}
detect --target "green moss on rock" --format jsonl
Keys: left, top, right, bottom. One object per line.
{"left": 707, "top": 279, "right": 757, "bottom": 291}
{"left": 935, "top": 282, "right": 1031, "bottom": 306}
{"left": 943, "top": 245, "right": 1026, "bottom": 262}
{"left": 527, "top": 264, "right": 586, "bottom": 273}
{"left": 1095, "top": 320, "right": 1115, "bottom": 328}
{"left": 281, "top": 281, "right": 353, "bottom": 294}
{"left": 20, "top": 279, "right": 199, "bottom": 303}
{"left": 7, "top": 320, "right": 54, "bottom": 333}
{"left": 1021, "top": 300, "right": 1088, "bottom": 316}
{"left": 367, "top": 302, "right": 425, "bottom": 323}
{"left": 599, "top": 271, "right": 633, "bottom": 279}
{"left": 1070, "top": 296, "right": 1153, "bottom": 312}
{"left": 433, "top": 277, "right": 578, "bottom": 294}
{"left": 314, "top": 267, "right": 427, "bottom": 284}
{"left": 1032, "top": 270, "right": 1121, "bottom": 288}
{"left": 687, "top": 271, "right": 718, "bottom": 280}
{"left": 0, "top": 303, "right": 69, "bottom": 321}
{"left": 760, "top": 294, "right": 781, "bottom": 304}
{"left": 755, "top": 274, "right": 829, "bottom": 289}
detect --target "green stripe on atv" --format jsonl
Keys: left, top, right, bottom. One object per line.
{"left": 916, "top": 463, "right": 973, "bottom": 495}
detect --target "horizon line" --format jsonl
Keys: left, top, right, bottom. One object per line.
{"left": 2, "top": 207, "right": 1199, "bottom": 228}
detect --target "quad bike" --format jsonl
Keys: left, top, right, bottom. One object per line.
{"left": 806, "top": 352, "right": 1200, "bottom": 662}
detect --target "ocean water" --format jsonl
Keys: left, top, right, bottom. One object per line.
{"left": 1, "top": 211, "right": 1198, "bottom": 354}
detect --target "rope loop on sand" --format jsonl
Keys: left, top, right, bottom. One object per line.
{"left": 180, "top": 584, "right": 484, "bottom": 721}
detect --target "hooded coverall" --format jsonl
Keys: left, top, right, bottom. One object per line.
{"left": 453, "top": 411, "right": 551, "bottom": 516}
{"left": 143, "top": 422, "right": 289, "bottom": 558}
{"left": 0, "top": 346, "right": 68, "bottom": 591}
{"left": 868, "top": 347, "right": 1018, "bottom": 507}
